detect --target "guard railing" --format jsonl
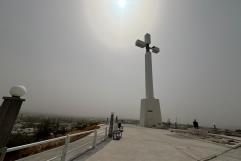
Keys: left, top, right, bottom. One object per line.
{"left": 6, "top": 125, "right": 108, "bottom": 161}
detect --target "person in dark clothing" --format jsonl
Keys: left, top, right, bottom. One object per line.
{"left": 118, "top": 122, "right": 122, "bottom": 129}
{"left": 193, "top": 119, "right": 199, "bottom": 129}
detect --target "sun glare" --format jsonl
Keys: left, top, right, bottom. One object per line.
{"left": 117, "top": 0, "right": 127, "bottom": 8}
{"left": 82, "top": 0, "right": 163, "bottom": 48}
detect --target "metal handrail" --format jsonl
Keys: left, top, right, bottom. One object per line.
{"left": 7, "top": 136, "right": 67, "bottom": 153}
{"left": 68, "top": 129, "right": 95, "bottom": 137}
{"left": 6, "top": 128, "right": 100, "bottom": 153}
{"left": 6, "top": 125, "right": 108, "bottom": 161}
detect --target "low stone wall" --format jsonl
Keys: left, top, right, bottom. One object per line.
{"left": 188, "top": 128, "right": 208, "bottom": 136}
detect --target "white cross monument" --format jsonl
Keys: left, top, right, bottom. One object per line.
{"left": 135, "top": 33, "right": 162, "bottom": 127}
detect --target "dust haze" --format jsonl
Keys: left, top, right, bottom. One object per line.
{"left": 0, "top": 0, "right": 241, "bottom": 129}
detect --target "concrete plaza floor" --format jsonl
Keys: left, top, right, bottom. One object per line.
{"left": 73, "top": 125, "right": 239, "bottom": 161}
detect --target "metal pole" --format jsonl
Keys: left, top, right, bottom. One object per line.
{"left": 92, "top": 129, "right": 97, "bottom": 148}
{"left": 104, "top": 127, "right": 108, "bottom": 140}
{"left": 61, "top": 135, "right": 70, "bottom": 161}
{"left": 108, "top": 113, "right": 114, "bottom": 138}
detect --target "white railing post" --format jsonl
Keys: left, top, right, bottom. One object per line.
{"left": 61, "top": 135, "right": 70, "bottom": 161}
{"left": 105, "top": 127, "right": 108, "bottom": 140}
{"left": 92, "top": 129, "right": 97, "bottom": 148}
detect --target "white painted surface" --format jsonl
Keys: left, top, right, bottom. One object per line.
{"left": 141, "top": 50, "right": 162, "bottom": 127}
{"left": 140, "top": 98, "right": 162, "bottom": 127}
{"left": 137, "top": 34, "right": 162, "bottom": 127}
{"left": 145, "top": 52, "right": 154, "bottom": 99}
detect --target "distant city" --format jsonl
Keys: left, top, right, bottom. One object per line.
{"left": 9, "top": 113, "right": 138, "bottom": 147}
{"left": 9, "top": 112, "right": 241, "bottom": 149}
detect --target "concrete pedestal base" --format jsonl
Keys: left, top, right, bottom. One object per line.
{"left": 140, "top": 98, "right": 162, "bottom": 127}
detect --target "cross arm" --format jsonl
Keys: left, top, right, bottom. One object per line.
{"left": 136, "top": 39, "right": 146, "bottom": 48}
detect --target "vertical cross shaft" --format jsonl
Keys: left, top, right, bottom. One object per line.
{"left": 136, "top": 33, "right": 159, "bottom": 99}
{"left": 145, "top": 51, "right": 154, "bottom": 98}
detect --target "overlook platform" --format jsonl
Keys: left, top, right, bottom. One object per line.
{"left": 74, "top": 125, "right": 241, "bottom": 161}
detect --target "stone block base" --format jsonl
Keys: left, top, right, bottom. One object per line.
{"left": 140, "top": 98, "right": 162, "bottom": 127}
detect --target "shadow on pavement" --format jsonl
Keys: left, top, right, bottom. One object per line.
{"left": 70, "top": 138, "right": 112, "bottom": 161}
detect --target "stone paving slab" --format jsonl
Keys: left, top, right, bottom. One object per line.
{"left": 211, "top": 148, "right": 241, "bottom": 161}
{"left": 74, "top": 125, "right": 229, "bottom": 161}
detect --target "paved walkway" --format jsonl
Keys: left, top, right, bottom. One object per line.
{"left": 212, "top": 148, "right": 241, "bottom": 161}
{"left": 74, "top": 125, "right": 230, "bottom": 161}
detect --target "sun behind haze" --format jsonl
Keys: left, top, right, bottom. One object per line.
{"left": 0, "top": 0, "right": 241, "bottom": 129}
{"left": 82, "top": 0, "right": 164, "bottom": 48}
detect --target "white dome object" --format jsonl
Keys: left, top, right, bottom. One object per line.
{"left": 9, "top": 85, "right": 27, "bottom": 97}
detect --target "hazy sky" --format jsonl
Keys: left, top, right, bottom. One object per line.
{"left": 0, "top": 0, "right": 240, "bottom": 128}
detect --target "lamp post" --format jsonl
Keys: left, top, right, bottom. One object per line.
{"left": 0, "top": 85, "right": 27, "bottom": 161}
{"left": 108, "top": 112, "right": 114, "bottom": 138}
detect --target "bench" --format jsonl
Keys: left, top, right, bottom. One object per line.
{"left": 113, "top": 126, "right": 124, "bottom": 140}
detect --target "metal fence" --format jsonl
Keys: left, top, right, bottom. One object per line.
{"left": 6, "top": 126, "right": 108, "bottom": 161}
